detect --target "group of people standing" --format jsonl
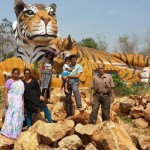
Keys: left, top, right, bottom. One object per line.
{"left": 0, "top": 51, "right": 115, "bottom": 140}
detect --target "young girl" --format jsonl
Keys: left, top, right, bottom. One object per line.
{"left": 39, "top": 50, "right": 56, "bottom": 101}
{"left": 60, "top": 57, "right": 74, "bottom": 93}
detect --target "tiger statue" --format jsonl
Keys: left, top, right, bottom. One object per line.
{"left": 0, "top": 37, "right": 150, "bottom": 87}
{"left": 48, "top": 35, "right": 150, "bottom": 86}
{"left": 13, "top": 0, "right": 58, "bottom": 63}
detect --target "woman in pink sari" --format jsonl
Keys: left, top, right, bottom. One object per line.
{"left": 0, "top": 68, "right": 24, "bottom": 139}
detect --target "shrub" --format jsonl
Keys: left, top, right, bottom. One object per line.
{"left": 112, "top": 73, "right": 133, "bottom": 96}
{"left": 132, "top": 82, "right": 150, "bottom": 95}
{"left": 0, "top": 89, "right": 3, "bottom": 104}
{"left": 32, "top": 61, "right": 39, "bottom": 73}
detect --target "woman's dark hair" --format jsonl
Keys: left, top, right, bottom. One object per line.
{"left": 24, "top": 68, "right": 31, "bottom": 74}
{"left": 65, "top": 57, "right": 70, "bottom": 62}
{"left": 69, "top": 54, "right": 77, "bottom": 60}
{"left": 12, "top": 68, "right": 20, "bottom": 74}
{"left": 45, "top": 51, "right": 55, "bottom": 61}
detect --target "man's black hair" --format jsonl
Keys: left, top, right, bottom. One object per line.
{"left": 69, "top": 54, "right": 77, "bottom": 60}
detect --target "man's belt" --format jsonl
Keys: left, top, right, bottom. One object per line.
{"left": 96, "top": 92, "right": 110, "bottom": 96}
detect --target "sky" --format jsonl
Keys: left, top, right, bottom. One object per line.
{"left": 0, "top": 0, "right": 150, "bottom": 52}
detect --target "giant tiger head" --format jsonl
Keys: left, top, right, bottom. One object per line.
{"left": 13, "top": 0, "right": 58, "bottom": 46}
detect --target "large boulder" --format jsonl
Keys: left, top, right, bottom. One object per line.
{"left": 52, "top": 101, "right": 67, "bottom": 121}
{"left": 35, "top": 145, "right": 52, "bottom": 150}
{"left": 58, "top": 135, "right": 82, "bottom": 150}
{"left": 70, "top": 111, "right": 90, "bottom": 125}
{"left": 0, "top": 134, "right": 15, "bottom": 150}
{"left": 91, "top": 121, "right": 137, "bottom": 150}
{"left": 144, "top": 107, "right": 150, "bottom": 124}
{"left": 120, "top": 97, "right": 135, "bottom": 114}
{"left": 75, "top": 123, "right": 98, "bottom": 137}
{"left": 130, "top": 105, "right": 145, "bottom": 119}
{"left": 37, "top": 120, "right": 75, "bottom": 144}
{"left": 85, "top": 143, "right": 98, "bottom": 150}
{"left": 13, "top": 131, "right": 39, "bottom": 150}
{"left": 133, "top": 118, "right": 149, "bottom": 129}
{"left": 138, "top": 136, "right": 150, "bottom": 150}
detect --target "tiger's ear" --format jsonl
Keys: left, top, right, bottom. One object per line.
{"left": 66, "top": 35, "right": 72, "bottom": 50}
{"left": 50, "top": 3, "right": 57, "bottom": 12}
{"left": 14, "top": 0, "right": 26, "bottom": 16}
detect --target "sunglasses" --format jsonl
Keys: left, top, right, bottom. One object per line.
{"left": 24, "top": 72, "right": 31, "bottom": 75}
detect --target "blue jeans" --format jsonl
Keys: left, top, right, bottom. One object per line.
{"left": 65, "top": 82, "right": 82, "bottom": 117}
{"left": 26, "top": 107, "right": 52, "bottom": 128}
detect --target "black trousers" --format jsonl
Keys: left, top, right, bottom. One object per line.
{"left": 89, "top": 93, "right": 110, "bottom": 124}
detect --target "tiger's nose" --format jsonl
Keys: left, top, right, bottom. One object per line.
{"left": 41, "top": 16, "right": 50, "bottom": 26}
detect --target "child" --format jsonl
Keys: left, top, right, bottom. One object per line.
{"left": 60, "top": 57, "right": 74, "bottom": 93}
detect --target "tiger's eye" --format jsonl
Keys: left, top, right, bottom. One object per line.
{"left": 48, "top": 11, "right": 55, "bottom": 16}
{"left": 25, "top": 10, "right": 34, "bottom": 16}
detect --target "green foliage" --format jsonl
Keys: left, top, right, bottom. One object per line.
{"left": 32, "top": 61, "right": 39, "bottom": 73}
{"left": 78, "top": 35, "right": 107, "bottom": 51}
{"left": 112, "top": 73, "right": 133, "bottom": 96}
{"left": 0, "top": 89, "right": 3, "bottom": 104}
{"left": 119, "top": 115, "right": 132, "bottom": 123}
{"left": 112, "top": 73, "right": 150, "bottom": 96}
{"left": 132, "top": 82, "right": 150, "bottom": 95}
{"left": 78, "top": 37, "right": 98, "bottom": 49}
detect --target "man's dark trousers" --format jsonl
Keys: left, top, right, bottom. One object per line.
{"left": 65, "top": 82, "right": 82, "bottom": 117}
{"left": 89, "top": 93, "right": 110, "bottom": 124}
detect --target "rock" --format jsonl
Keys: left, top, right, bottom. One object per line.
{"left": 91, "top": 121, "right": 138, "bottom": 150}
{"left": 14, "top": 131, "right": 40, "bottom": 150}
{"left": 75, "top": 123, "right": 98, "bottom": 137}
{"left": 58, "top": 135, "right": 82, "bottom": 150}
{"left": 146, "top": 103, "right": 150, "bottom": 109}
{"left": 144, "top": 107, "right": 150, "bottom": 124}
{"left": 80, "top": 91, "right": 86, "bottom": 98}
{"left": 130, "top": 105, "right": 145, "bottom": 119}
{"left": 0, "top": 134, "right": 15, "bottom": 150}
{"left": 47, "top": 104, "right": 54, "bottom": 112}
{"left": 52, "top": 101, "right": 67, "bottom": 122}
{"left": 129, "top": 133, "right": 139, "bottom": 149}
{"left": 71, "top": 111, "right": 90, "bottom": 125}
{"left": 120, "top": 98, "right": 135, "bottom": 114}
{"left": 110, "top": 110, "right": 120, "bottom": 124}
{"left": 28, "top": 120, "right": 44, "bottom": 132}
{"left": 138, "top": 136, "right": 150, "bottom": 150}
{"left": 35, "top": 144, "right": 52, "bottom": 150}
{"left": 49, "top": 89, "right": 63, "bottom": 104}
{"left": 133, "top": 118, "right": 149, "bottom": 129}
{"left": 111, "top": 102, "right": 120, "bottom": 114}
{"left": 85, "top": 143, "right": 98, "bottom": 150}
{"left": 32, "top": 112, "right": 48, "bottom": 124}
{"left": 37, "top": 120, "right": 75, "bottom": 144}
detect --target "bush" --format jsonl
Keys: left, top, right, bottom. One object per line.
{"left": 112, "top": 73, "right": 133, "bottom": 96}
{"left": 132, "top": 82, "right": 150, "bottom": 95}
{"left": 32, "top": 61, "right": 39, "bottom": 73}
{"left": 0, "top": 89, "right": 3, "bottom": 104}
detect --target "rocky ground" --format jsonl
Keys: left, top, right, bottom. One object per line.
{"left": 0, "top": 88, "right": 150, "bottom": 150}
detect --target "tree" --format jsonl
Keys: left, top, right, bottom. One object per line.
{"left": 78, "top": 37, "right": 98, "bottom": 49}
{"left": 96, "top": 34, "right": 107, "bottom": 51}
{"left": 78, "top": 35, "right": 107, "bottom": 51}
{"left": 114, "top": 35, "right": 139, "bottom": 54}
{"left": 0, "top": 18, "right": 16, "bottom": 61}
{"left": 141, "top": 29, "right": 150, "bottom": 56}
